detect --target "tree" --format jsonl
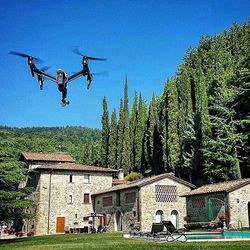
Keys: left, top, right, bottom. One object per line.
{"left": 116, "top": 98, "right": 124, "bottom": 169}
{"left": 108, "top": 109, "right": 118, "bottom": 168}
{"left": 134, "top": 94, "right": 147, "bottom": 173}
{"left": 121, "top": 78, "right": 131, "bottom": 174}
{"left": 100, "top": 97, "right": 109, "bottom": 167}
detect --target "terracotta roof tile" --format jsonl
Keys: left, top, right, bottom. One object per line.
{"left": 92, "top": 173, "right": 196, "bottom": 196}
{"left": 182, "top": 178, "right": 250, "bottom": 196}
{"left": 20, "top": 152, "right": 75, "bottom": 162}
{"left": 35, "top": 162, "right": 117, "bottom": 173}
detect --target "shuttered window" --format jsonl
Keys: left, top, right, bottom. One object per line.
{"left": 103, "top": 196, "right": 112, "bottom": 207}
{"left": 84, "top": 193, "right": 90, "bottom": 204}
{"left": 125, "top": 192, "right": 136, "bottom": 203}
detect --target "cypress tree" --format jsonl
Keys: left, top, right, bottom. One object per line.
{"left": 116, "top": 98, "right": 124, "bottom": 169}
{"left": 100, "top": 96, "right": 109, "bottom": 167}
{"left": 130, "top": 92, "right": 138, "bottom": 171}
{"left": 121, "top": 78, "right": 131, "bottom": 174}
{"left": 134, "top": 93, "right": 147, "bottom": 172}
{"left": 108, "top": 109, "right": 118, "bottom": 168}
{"left": 166, "top": 79, "right": 181, "bottom": 174}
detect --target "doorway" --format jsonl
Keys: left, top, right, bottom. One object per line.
{"left": 115, "top": 211, "right": 122, "bottom": 231}
{"left": 171, "top": 210, "right": 178, "bottom": 228}
{"left": 56, "top": 217, "right": 65, "bottom": 233}
{"left": 155, "top": 210, "right": 164, "bottom": 223}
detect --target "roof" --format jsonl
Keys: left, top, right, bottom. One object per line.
{"left": 92, "top": 173, "right": 196, "bottom": 196}
{"left": 112, "top": 179, "right": 128, "bottom": 185}
{"left": 34, "top": 162, "right": 117, "bottom": 173}
{"left": 20, "top": 152, "right": 75, "bottom": 163}
{"left": 181, "top": 178, "right": 250, "bottom": 197}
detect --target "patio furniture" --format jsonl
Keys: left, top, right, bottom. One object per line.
{"left": 162, "top": 221, "right": 187, "bottom": 242}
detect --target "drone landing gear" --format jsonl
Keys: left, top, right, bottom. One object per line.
{"left": 61, "top": 99, "right": 70, "bottom": 107}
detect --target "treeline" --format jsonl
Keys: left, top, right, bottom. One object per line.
{"left": 0, "top": 126, "right": 101, "bottom": 165}
{"left": 100, "top": 21, "right": 250, "bottom": 185}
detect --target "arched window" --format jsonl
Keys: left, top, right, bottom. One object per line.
{"left": 155, "top": 210, "right": 164, "bottom": 223}
{"left": 171, "top": 210, "right": 179, "bottom": 228}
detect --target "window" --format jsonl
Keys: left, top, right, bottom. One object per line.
{"left": 103, "top": 196, "right": 112, "bottom": 207}
{"left": 84, "top": 193, "right": 90, "bottom": 204}
{"left": 125, "top": 192, "right": 136, "bottom": 203}
{"left": 155, "top": 185, "right": 177, "bottom": 202}
{"left": 83, "top": 174, "right": 90, "bottom": 183}
{"left": 69, "top": 175, "right": 73, "bottom": 183}
{"left": 69, "top": 194, "right": 73, "bottom": 204}
{"left": 155, "top": 210, "right": 164, "bottom": 223}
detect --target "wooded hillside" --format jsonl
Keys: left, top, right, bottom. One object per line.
{"left": 100, "top": 21, "right": 250, "bottom": 185}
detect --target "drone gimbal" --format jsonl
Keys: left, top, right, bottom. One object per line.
{"left": 9, "top": 49, "right": 106, "bottom": 106}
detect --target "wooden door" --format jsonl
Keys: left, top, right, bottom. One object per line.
{"left": 56, "top": 217, "right": 65, "bottom": 233}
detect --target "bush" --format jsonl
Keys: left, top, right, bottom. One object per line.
{"left": 124, "top": 172, "right": 143, "bottom": 181}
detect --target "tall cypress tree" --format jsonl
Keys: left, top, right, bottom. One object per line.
{"left": 108, "top": 109, "right": 118, "bottom": 168}
{"left": 166, "top": 79, "right": 181, "bottom": 174}
{"left": 130, "top": 92, "right": 138, "bottom": 171}
{"left": 134, "top": 93, "right": 147, "bottom": 172}
{"left": 116, "top": 98, "right": 124, "bottom": 169}
{"left": 100, "top": 96, "right": 109, "bottom": 167}
{"left": 121, "top": 78, "right": 131, "bottom": 174}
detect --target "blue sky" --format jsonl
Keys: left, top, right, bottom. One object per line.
{"left": 0, "top": 0, "right": 249, "bottom": 128}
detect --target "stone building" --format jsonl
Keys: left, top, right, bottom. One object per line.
{"left": 181, "top": 179, "right": 250, "bottom": 229}
{"left": 20, "top": 152, "right": 117, "bottom": 235}
{"left": 92, "top": 173, "right": 196, "bottom": 232}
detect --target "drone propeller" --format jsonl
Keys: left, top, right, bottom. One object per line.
{"left": 93, "top": 71, "right": 109, "bottom": 77}
{"left": 40, "top": 66, "right": 51, "bottom": 72}
{"left": 72, "top": 47, "right": 106, "bottom": 61}
{"left": 9, "top": 51, "right": 44, "bottom": 63}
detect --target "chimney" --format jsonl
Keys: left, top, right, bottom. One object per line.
{"left": 117, "top": 169, "right": 124, "bottom": 180}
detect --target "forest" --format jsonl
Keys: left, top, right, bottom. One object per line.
{"left": 100, "top": 21, "right": 249, "bottom": 185}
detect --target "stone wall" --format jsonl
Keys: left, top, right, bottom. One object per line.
{"left": 140, "top": 178, "right": 191, "bottom": 231}
{"left": 94, "top": 187, "right": 139, "bottom": 232}
{"left": 228, "top": 184, "right": 250, "bottom": 228}
{"left": 94, "top": 177, "right": 192, "bottom": 232}
{"left": 35, "top": 170, "right": 113, "bottom": 235}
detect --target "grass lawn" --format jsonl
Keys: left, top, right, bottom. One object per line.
{"left": 1, "top": 233, "right": 250, "bottom": 250}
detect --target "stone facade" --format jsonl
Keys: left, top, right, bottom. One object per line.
{"left": 183, "top": 179, "right": 250, "bottom": 229}
{"left": 228, "top": 184, "right": 250, "bottom": 228}
{"left": 34, "top": 169, "right": 113, "bottom": 235}
{"left": 93, "top": 174, "right": 195, "bottom": 232}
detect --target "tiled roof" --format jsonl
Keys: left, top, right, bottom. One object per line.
{"left": 92, "top": 173, "right": 196, "bottom": 196}
{"left": 20, "top": 152, "right": 75, "bottom": 162}
{"left": 35, "top": 162, "right": 117, "bottom": 173}
{"left": 112, "top": 179, "right": 128, "bottom": 185}
{"left": 181, "top": 178, "right": 250, "bottom": 197}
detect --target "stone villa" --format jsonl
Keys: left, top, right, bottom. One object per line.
{"left": 182, "top": 179, "right": 250, "bottom": 229}
{"left": 20, "top": 152, "right": 250, "bottom": 235}
{"left": 92, "top": 173, "right": 196, "bottom": 232}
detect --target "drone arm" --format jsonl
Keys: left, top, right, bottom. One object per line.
{"left": 68, "top": 70, "right": 84, "bottom": 83}
{"left": 34, "top": 69, "right": 57, "bottom": 82}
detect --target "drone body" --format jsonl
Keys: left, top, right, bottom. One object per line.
{"left": 10, "top": 50, "right": 106, "bottom": 106}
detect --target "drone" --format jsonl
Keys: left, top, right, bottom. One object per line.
{"left": 9, "top": 48, "right": 106, "bottom": 106}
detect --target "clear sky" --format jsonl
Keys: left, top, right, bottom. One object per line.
{"left": 0, "top": 0, "right": 249, "bottom": 128}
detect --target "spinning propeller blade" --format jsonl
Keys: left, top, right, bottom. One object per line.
{"left": 72, "top": 47, "right": 107, "bottom": 61}
{"left": 40, "top": 66, "right": 51, "bottom": 72}
{"left": 9, "top": 51, "right": 44, "bottom": 63}
{"left": 93, "top": 71, "right": 109, "bottom": 77}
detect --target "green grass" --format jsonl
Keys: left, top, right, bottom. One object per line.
{"left": 0, "top": 233, "right": 250, "bottom": 250}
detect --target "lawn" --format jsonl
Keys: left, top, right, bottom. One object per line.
{"left": 1, "top": 233, "right": 250, "bottom": 250}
